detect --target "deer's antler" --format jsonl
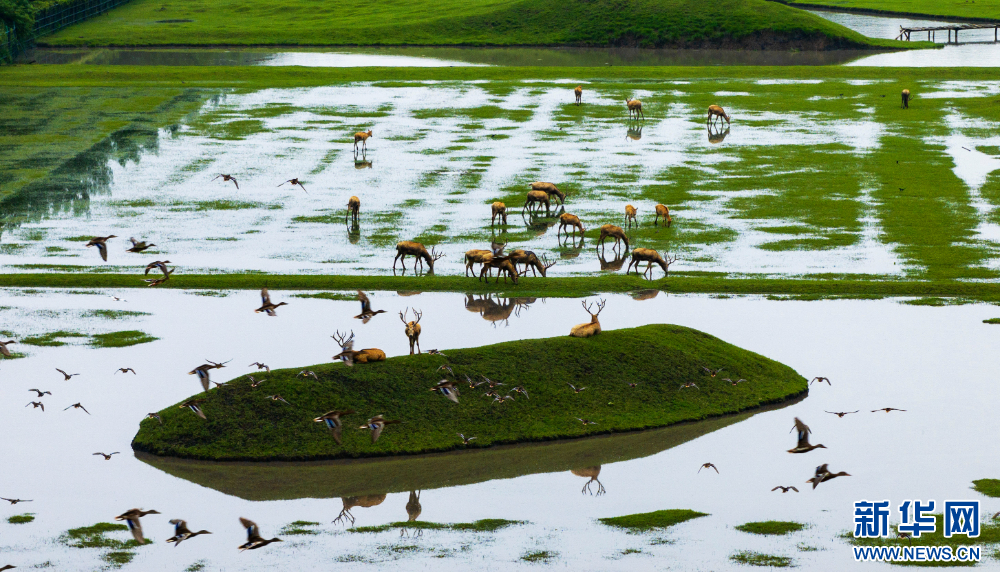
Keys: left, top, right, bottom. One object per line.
{"left": 541, "top": 255, "right": 556, "bottom": 269}
{"left": 430, "top": 246, "right": 445, "bottom": 261}
{"left": 595, "top": 299, "right": 607, "bottom": 315}
{"left": 413, "top": 309, "right": 423, "bottom": 324}
{"left": 399, "top": 308, "right": 409, "bottom": 324}
{"left": 582, "top": 300, "right": 594, "bottom": 316}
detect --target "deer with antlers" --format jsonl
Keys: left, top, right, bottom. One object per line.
{"left": 627, "top": 248, "right": 677, "bottom": 279}
{"left": 530, "top": 182, "right": 566, "bottom": 205}
{"left": 597, "top": 224, "right": 629, "bottom": 253}
{"left": 626, "top": 98, "right": 644, "bottom": 120}
{"left": 491, "top": 202, "right": 508, "bottom": 226}
{"left": 707, "top": 104, "right": 730, "bottom": 125}
{"left": 653, "top": 204, "right": 672, "bottom": 227}
{"left": 479, "top": 256, "right": 518, "bottom": 285}
{"left": 572, "top": 466, "right": 606, "bottom": 495}
{"left": 346, "top": 196, "right": 360, "bottom": 224}
{"left": 354, "top": 129, "right": 373, "bottom": 152}
{"left": 399, "top": 308, "right": 423, "bottom": 355}
{"left": 558, "top": 213, "right": 585, "bottom": 239}
{"left": 332, "top": 330, "right": 386, "bottom": 366}
{"left": 522, "top": 190, "right": 551, "bottom": 214}
{"left": 393, "top": 241, "right": 443, "bottom": 273}
{"left": 509, "top": 250, "right": 556, "bottom": 277}
{"left": 332, "top": 494, "right": 387, "bottom": 526}
{"left": 574, "top": 85, "right": 582, "bottom": 105}
{"left": 624, "top": 205, "right": 637, "bottom": 229}
{"left": 570, "top": 299, "right": 606, "bottom": 338}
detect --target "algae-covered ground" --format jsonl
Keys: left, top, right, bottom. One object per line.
{"left": 132, "top": 324, "right": 807, "bottom": 460}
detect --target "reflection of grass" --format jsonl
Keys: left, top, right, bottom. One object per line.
{"left": 90, "top": 330, "right": 158, "bottom": 348}
{"left": 353, "top": 518, "right": 523, "bottom": 533}
{"left": 844, "top": 515, "right": 1000, "bottom": 567}
{"left": 599, "top": 509, "right": 708, "bottom": 532}
{"left": 8, "top": 513, "right": 35, "bottom": 524}
{"left": 729, "top": 551, "right": 793, "bottom": 567}
{"left": 735, "top": 521, "right": 805, "bottom": 536}
{"left": 293, "top": 292, "right": 355, "bottom": 301}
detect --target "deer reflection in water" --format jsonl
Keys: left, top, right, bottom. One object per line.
{"left": 398, "top": 490, "right": 423, "bottom": 537}
{"left": 464, "top": 294, "right": 537, "bottom": 327}
{"left": 558, "top": 233, "right": 585, "bottom": 258}
{"left": 523, "top": 207, "right": 563, "bottom": 237}
{"left": 626, "top": 125, "right": 642, "bottom": 142}
{"left": 332, "top": 494, "right": 387, "bottom": 526}
{"left": 631, "top": 289, "right": 659, "bottom": 301}
{"left": 707, "top": 124, "right": 730, "bottom": 145}
{"left": 572, "top": 466, "right": 606, "bottom": 496}
{"left": 598, "top": 251, "right": 628, "bottom": 272}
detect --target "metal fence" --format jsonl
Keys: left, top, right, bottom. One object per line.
{"left": 1, "top": 21, "right": 29, "bottom": 63}
{"left": 34, "top": 0, "right": 134, "bottom": 37}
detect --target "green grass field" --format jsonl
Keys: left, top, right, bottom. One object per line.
{"left": 131, "top": 324, "right": 806, "bottom": 461}
{"left": 782, "top": 0, "right": 1000, "bottom": 21}
{"left": 38, "top": 0, "right": 912, "bottom": 48}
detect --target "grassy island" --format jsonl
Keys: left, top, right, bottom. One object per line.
{"left": 132, "top": 324, "right": 806, "bottom": 462}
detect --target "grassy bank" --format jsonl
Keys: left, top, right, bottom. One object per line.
{"left": 37, "top": 0, "right": 911, "bottom": 49}
{"left": 780, "top": 0, "right": 1000, "bottom": 22}
{"left": 132, "top": 324, "right": 806, "bottom": 461}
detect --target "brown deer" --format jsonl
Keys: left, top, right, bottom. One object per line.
{"left": 653, "top": 204, "right": 672, "bottom": 227}
{"left": 626, "top": 98, "right": 644, "bottom": 120}
{"left": 901, "top": 89, "right": 910, "bottom": 109}
{"left": 574, "top": 85, "right": 582, "bottom": 105}
{"left": 354, "top": 129, "right": 373, "bottom": 152}
{"left": 479, "top": 256, "right": 518, "bottom": 285}
{"left": 530, "top": 182, "right": 566, "bottom": 205}
{"left": 393, "top": 241, "right": 443, "bottom": 273}
{"left": 707, "top": 104, "right": 730, "bottom": 125}
{"left": 354, "top": 159, "right": 372, "bottom": 169}
{"left": 626, "top": 125, "right": 642, "bottom": 141}
{"left": 558, "top": 213, "right": 585, "bottom": 238}
{"left": 624, "top": 204, "right": 637, "bottom": 229}
{"left": 346, "top": 196, "right": 360, "bottom": 224}
{"left": 627, "top": 248, "right": 677, "bottom": 279}
{"left": 707, "top": 125, "right": 729, "bottom": 144}
{"left": 522, "top": 190, "right": 551, "bottom": 214}
{"left": 631, "top": 289, "right": 659, "bottom": 301}
{"left": 331, "top": 330, "right": 386, "bottom": 366}
{"left": 332, "top": 494, "right": 387, "bottom": 526}
{"left": 597, "top": 224, "right": 629, "bottom": 253}
{"left": 399, "top": 308, "right": 422, "bottom": 355}
{"left": 491, "top": 201, "right": 508, "bottom": 226}
{"left": 572, "top": 466, "right": 606, "bottom": 496}
{"left": 509, "top": 250, "right": 555, "bottom": 277}
{"left": 570, "top": 299, "right": 605, "bottom": 338}
{"left": 598, "top": 251, "right": 627, "bottom": 272}
{"left": 406, "top": 490, "right": 422, "bottom": 522}
{"left": 464, "top": 249, "right": 493, "bottom": 277}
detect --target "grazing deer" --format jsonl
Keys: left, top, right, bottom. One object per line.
{"left": 491, "top": 202, "right": 508, "bottom": 226}
{"left": 627, "top": 248, "right": 677, "bottom": 279}
{"left": 624, "top": 205, "right": 637, "bottom": 229}
{"left": 393, "top": 241, "right": 443, "bottom": 273}
{"left": 509, "top": 250, "right": 555, "bottom": 277}
{"left": 653, "top": 204, "right": 672, "bottom": 227}
{"left": 626, "top": 125, "right": 642, "bottom": 141}
{"left": 464, "top": 249, "right": 493, "bottom": 277}
{"left": 331, "top": 330, "right": 386, "bottom": 366}
{"left": 354, "top": 129, "right": 373, "bottom": 152}
{"left": 598, "top": 251, "right": 627, "bottom": 272}
{"left": 626, "top": 98, "right": 644, "bottom": 120}
{"left": 574, "top": 85, "right": 582, "bottom": 105}
{"left": 332, "top": 494, "right": 387, "bottom": 526}
{"left": 707, "top": 104, "right": 730, "bottom": 125}
{"left": 597, "top": 224, "right": 629, "bottom": 253}
{"left": 346, "top": 196, "right": 360, "bottom": 224}
{"left": 570, "top": 299, "right": 605, "bottom": 338}
{"left": 479, "top": 256, "right": 518, "bottom": 285}
{"left": 399, "top": 308, "right": 422, "bottom": 355}
{"left": 530, "top": 182, "right": 566, "bottom": 205}
{"left": 522, "top": 190, "right": 551, "bottom": 214}
{"left": 572, "top": 466, "right": 606, "bottom": 496}
{"left": 901, "top": 89, "right": 910, "bottom": 109}
{"left": 558, "top": 213, "right": 585, "bottom": 238}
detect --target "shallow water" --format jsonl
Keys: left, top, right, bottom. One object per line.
{"left": 1, "top": 289, "right": 999, "bottom": 570}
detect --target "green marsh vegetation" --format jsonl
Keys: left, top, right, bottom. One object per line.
{"left": 730, "top": 551, "right": 794, "bottom": 567}
{"left": 844, "top": 515, "right": 1000, "bottom": 566}
{"left": 16, "top": 329, "right": 156, "bottom": 348}
{"left": 132, "top": 324, "right": 806, "bottom": 460}
{"left": 973, "top": 479, "right": 1000, "bottom": 497}
{"left": 351, "top": 519, "right": 524, "bottom": 533}
{"left": 7, "top": 513, "right": 35, "bottom": 524}
{"left": 59, "top": 522, "right": 144, "bottom": 568}
{"left": 521, "top": 551, "right": 558, "bottom": 563}
{"left": 735, "top": 521, "right": 806, "bottom": 535}
{"left": 599, "top": 509, "right": 708, "bottom": 532}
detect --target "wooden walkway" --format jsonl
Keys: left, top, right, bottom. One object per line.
{"left": 897, "top": 23, "right": 1000, "bottom": 43}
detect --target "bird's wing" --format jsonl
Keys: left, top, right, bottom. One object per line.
{"left": 0, "top": 345, "right": 9, "bottom": 357}
{"left": 126, "top": 517, "right": 144, "bottom": 544}
{"left": 39, "top": 403, "right": 44, "bottom": 411}
{"left": 771, "top": 486, "right": 780, "bottom": 491}
{"left": 97, "top": 243, "right": 108, "bottom": 261}
{"left": 193, "top": 406, "right": 206, "bottom": 419}
{"left": 239, "top": 518, "right": 261, "bottom": 541}
{"left": 56, "top": 368, "right": 66, "bottom": 376}
{"left": 200, "top": 376, "right": 209, "bottom": 393}
{"left": 260, "top": 288, "right": 271, "bottom": 305}
{"left": 789, "top": 486, "right": 798, "bottom": 492}
{"left": 332, "top": 424, "right": 343, "bottom": 445}
{"left": 446, "top": 391, "right": 459, "bottom": 404}
{"left": 371, "top": 423, "right": 384, "bottom": 443}
{"left": 711, "top": 465, "right": 719, "bottom": 473}
{"left": 233, "top": 179, "right": 239, "bottom": 189}
{"left": 796, "top": 429, "right": 811, "bottom": 449}
{"left": 80, "top": 405, "right": 90, "bottom": 414}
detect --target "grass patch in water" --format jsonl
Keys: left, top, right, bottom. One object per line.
{"left": 844, "top": 514, "right": 1000, "bottom": 566}
{"left": 730, "top": 551, "right": 793, "bottom": 567}
{"left": 735, "top": 521, "right": 805, "bottom": 536}
{"left": 983, "top": 319, "right": 1000, "bottom": 325}
{"left": 8, "top": 513, "right": 35, "bottom": 524}
{"left": 21, "top": 331, "right": 87, "bottom": 347}
{"left": 90, "top": 330, "right": 158, "bottom": 348}
{"left": 521, "top": 551, "right": 557, "bottom": 563}
{"left": 599, "top": 509, "right": 708, "bottom": 532}
{"left": 293, "top": 292, "right": 356, "bottom": 301}
{"left": 82, "top": 309, "right": 150, "bottom": 320}
{"left": 973, "top": 479, "right": 1000, "bottom": 497}
{"left": 280, "top": 520, "right": 321, "bottom": 535}
{"left": 61, "top": 522, "right": 138, "bottom": 550}
{"left": 185, "top": 562, "right": 207, "bottom": 572}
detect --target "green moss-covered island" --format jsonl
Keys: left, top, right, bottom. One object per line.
{"left": 132, "top": 324, "right": 806, "bottom": 461}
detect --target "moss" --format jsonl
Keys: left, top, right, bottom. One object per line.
{"left": 521, "top": 551, "right": 557, "bottom": 563}
{"left": 730, "top": 551, "right": 793, "bottom": 567}
{"left": 734, "top": 521, "right": 805, "bottom": 536}
{"left": 89, "top": 330, "right": 158, "bottom": 348}
{"left": 599, "top": 509, "right": 708, "bottom": 532}
{"left": 450, "top": 519, "right": 524, "bottom": 532}
{"left": 973, "top": 479, "right": 1000, "bottom": 497}
{"left": 983, "top": 319, "right": 1000, "bottom": 325}
{"left": 7, "top": 513, "right": 35, "bottom": 524}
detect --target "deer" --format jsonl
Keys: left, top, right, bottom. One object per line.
{"left": 479, "top": 256, "right": 518, "bottom": 285}
{"left": 626, "top": 98, "right": 644, "bottom": 121}
{"left": 464, "top": 249, "right": 493, "bottom": 277}
{"left": 332, "top": 494, "right": 387, "bottom": 526}
{"left": 597, "top": 224, "right": 629, "bottom": 253}
{"left": 570, "top": 299, "right": 605, "bottom": 338}
{"left": 557, "top": 213, "right": 585, "bottom": 239}
{"left": 399, "top": 308, "right": 422, "bottom": 355}
{"left": 901, "top": 89, "right": 910, "bottom": 109}
{"left": 707, "top": 125, "right": 730, "bottom": 144}
{"left": 346, "top": 196, "right": 360, "bottom": 224}
{"left": 509, "top": 250, "right": 555, "bottom": 277}
{"left": 598, "top": 251, "right": 627, "bottom": 272}
{"left": 491, "top": 202, "right": 508, "bottom": 226}
{"left": 522, "top": 190, "right": 551, "bottom": 214}
{"left": 627, "top": 248, "right": 677, "bottom": 279}
{"left": 572, "top": 466, "right": 606, "bottom": 496}
{"left": 530, "top": 182, "right": 566, "bottom": 205}
{"left": 624, "top": 205, "right": 637, "bottom": 229}
{"left": 331, "top": 330, "right": 386, "bottom": 366}
{"left": 393, "top": 241, "right": 443, "bottom": 273}
{"left": 574, "top": 85, "right": 582, "bottom": 105}
{"left": 707, "top": 104, "right": 730, "bottom": 125}
{"left": 653, "top": 204, "right": 672, "bottom": 227}
{"left": 354, "top": 129, "right": 373, "bottom": 152}
{"left": 626, "top": 125, "right": 642, "bottom": 141}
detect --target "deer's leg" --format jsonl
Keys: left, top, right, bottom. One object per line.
{"left": 393, "top": 252, "right": 402, "bottom": 270}
{"left": 415, "top": 337, "right": 421, "bottom": 354}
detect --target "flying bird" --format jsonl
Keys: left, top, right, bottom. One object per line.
{"left": 179, "top": 399, "right": 206, "bottom": 419}
{"left": 698, "top": 463, "right": 719, "bottom": 474}
{"left": 427, "top": 349, "right": 447, "bottom": 357}
{"left": 64, "top": 402, "right": 90, "bottom": 414}
{"left": 278, "top": 178, "right": 307, "bottom": 193}
{"left": 297, "top": 370, "right": 318, "bottom": 380}
{"left": 457, "top": 433, "right": 476, "bottom": 444}
{"left": 567, "top": 383, "right": 586, "bottom": 393}
{"left": 0, "top": 340, "right": 15, "bottom": 358}
{"left": 679, "top": 382, "right": 699, "bottom": 390}
{"left": 255, "top": 287, "right": 287, "bottom": 316}
{"left": 55, "top": 368, "right": 79, "bottom": 380}
{"left": 249, "top": 362, "right": 270, "bottom": 373}
{"left": 772, "top": 486, "right": 799, "bottom": 493}
{"left": 115, "top": 368, "right": 137, "bottom": 375}
{"left": 826, "top": 410, "right": 859, "bottom": 418}
{"left": 359, "top": 415, "right": 401, "bottom": 444}
{"left": 577, "top": 418, "right": 598, "bottom": 425}
{"left": 702, "top": 367, "right": 724, "bottom": 377}
{"left": 248, "top": 376, "right": 265, "bottom": 389}
{"left": 788, "top": 417, "right": 826, "bottom": 454}
{"left": 166, "top": 519, "right": 212, "bottom": 546}
{"left": 116, "top": 508, "right": 160, "bottom": 544}
{"left": 238, "top": 517, "right": 282, "bottom": 550}
{"left": 27, "top": 389, "right": 50, "bottom": 398}
{"left": 1, "top": 498, "right": 31, "bottom": 505}
{"left": 723, "top": 378, "right": 747, "bottom": 386}
{"left": 806, "top": 463, "right": 850, "bottom": 489}
{"left": 266, "top": 394, "right": 289, "bottom": 405}
{"left": 25, "top": 401, "right": 44, "bottom": 411}
{"left": 436, "top": 364, "right": 454, "bottom": 376}
{"left": 354, "top": 290, "right": 385, "bottom": 323}
{"left": 126, "top": 238, "right": 155, "bottom": 253}
{"left": 872, "top": 407, "right": 906, "bottom": 413}
{"left": 86, "top": 235, "right": 117, "bottom": 261}
{"left": 213, "top": 174, "right": 239, "bottom": 189}
{"left": 143, "top": 260, "right": 173, "bottom": 286}
{"left": 189, "top": 359, "right": 229, "bottom": 392}
{"left": 93, "top": 452, "right": 119, "bottom": 460}
{"left": 314, "top": 409, "right": 355, "bottom": 445}
{"left": 430, "top": 380, "right": 460, "bottom": 403}
{"left": 146, "top": 413, "right": 163, "bottom": 424}
{"left": 810, "top": 377, "right": 831, "bottom": 385}
{"left": 512, "top": 386, "right": 529, "bottom": 399}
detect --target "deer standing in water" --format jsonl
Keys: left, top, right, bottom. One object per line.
{"left": 522, "top": 190, "right": 551, "bottom": 214}
{"left": 399, "top": 308, "right": 422, "bottom": 355}
{"left": 333, "top": 494, "right": 387, "bottom": 526}
{"left": 626, "top": 98, "right": 644, "bottom": 120}
{"left": 491, "top": 202, "right": 508, "bottom": 226}
{"left": 354, "top": 129, "right": 373, "bottom": 152}
{"left": 558, "top": 213, "right": 585, "bottom": 238}
{"left": 332, "top": 330, "right": 386, "bottom": 366}
{"left": 653, "top": 204, "right": 672, "bottom": 227}
{"left": 574, "top": 86, "right": 582, "bottom": 105}
{"left": 901, "top": 89, "right": 910, "bottom": 109}
{"left": 530, "top": 182, "right": 566, "bottom": 205}
{"left": 707, "top": 104, "right": 730, "bottom": 125}
{"left": 597, "top": 224, "right": 629, "bottom": 253}
{"left": 572, "top": 466, "right": 606, "bottom": 495}
{"left": 570, "top": 299, "right": 605, "bottom": 338}
{"left": 624, "top": 205, "right": 637, "bottom": 229}
{"left": 393, "top": 241, "right": 443, "bottom": 273}
{"left": 346, "top": 196, "right": 360, "bottom": 224}
{"left": 627, "top": 248, "right": 677, "bottom": 279}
